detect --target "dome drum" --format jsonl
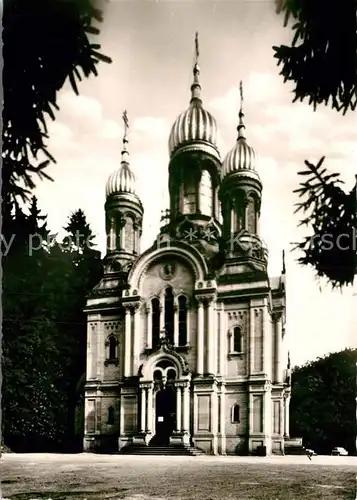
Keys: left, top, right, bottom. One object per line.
{"left": 105, "top": 193, "right": 143, "bottom": 217}
{"left": 220, "top": 172, "right": 262, "bottom": 199}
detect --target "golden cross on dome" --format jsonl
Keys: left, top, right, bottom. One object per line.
{"left": 195, "top": 32, "right": 199, "bottom": 62}
{"left": 239, "top": 81, "right": 244, "bottom": 116}
{"left": 122, "top": 110, "right": 129, "bottom": 136}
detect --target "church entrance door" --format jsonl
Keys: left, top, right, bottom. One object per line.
{"left": 155, "top": 387, "right": 176, "bottom": 445}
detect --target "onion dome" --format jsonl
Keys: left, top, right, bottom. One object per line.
{"left": 222, "top": 82, "right": 260, "bottom": 181}
{"left": 105, "top": 110, "right": 139, "bottom": 198}
{"left": 168, "top": 33, "right": 220, "bottom": 161}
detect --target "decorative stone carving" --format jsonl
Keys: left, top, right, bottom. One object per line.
{"left": 104, "top": 322, "right": 121, "bottom": 332}
{"left": 272, "top": 311, "right": 283, "bottom": 322}
{"left": 159, "top": 262, "right": 177, "bottom": 280}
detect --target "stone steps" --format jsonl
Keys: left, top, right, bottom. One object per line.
{"left": 120, "top": 444, "right": 206, "bottom": 456}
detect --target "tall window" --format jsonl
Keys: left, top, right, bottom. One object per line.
{"left": 107, "top": 335, "right": 117, "bottom": 360}
{"left": 246, "top": 196, "right": 256, "bottom": 233}
{"left": 152, "top": 298, "right": 160, "bottom": 348}
{"left": 233, "top": 327, "right": 242, "bottom": 353}
{"left": 200, "top": 170, "right": 213, "bottom": 216}
{"left": 178, "top": 295, "right": 188, "bottom": 346}
{"left": 183, "top": 175, "right": 197, "bottom": 214}
{"left": 107, "top": 406, "right": 115, "bottom": 425}
{"left": 124, "top": 216, "right": 134, "bottom": 253}
{"left": 164, "top": 287, "right": 174, "bottom": 343}
{"left": 232, "top": 404, "right": 240, "bottom": 423}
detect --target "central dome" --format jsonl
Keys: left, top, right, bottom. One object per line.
{"left": 168, "top": 37, "right": 220, "bottom": 162}
{"left": 168, "top": 99, "right": 219, "bottom": 159}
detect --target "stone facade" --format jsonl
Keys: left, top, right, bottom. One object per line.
{"left": 83, "top": 40, "right": 291, "bottom": 455}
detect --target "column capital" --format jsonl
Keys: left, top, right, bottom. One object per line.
{"left": 139, "top": 382, "right": 153, "bottom": 390}
{"left": 174, "top": 381, "right": 187, "bottom": 388}
{"left": 272, "top": 310, "right": 283, "bottom": 322}
{"left": 195, "top": 293, "right": 216, "bottom": 305}
{"left": 123, "top": 299, "right": 141, "bottom": 311}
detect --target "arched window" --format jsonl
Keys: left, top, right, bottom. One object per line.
{"left": 108, "top": 335, "right": 117, "bottom": 360}
{"left": 153, "top": 369, "right": 162, "bottom": 381}
{"left": 200, "top": 170, "right": 213, "bottom": 216}
{"left": 107, "top": 406, "right": 115, "bottom": 425}
{"left": 233, "top": 327, "right": 242, "bottom": 353}
{"left": 232, "top": 404, "right": 240, "bottom": 423}
{"left": 183, "top": 173, "right": 197, "bottom": 214}
{"left": 152, "top": 298, "right": 160, "bottom": 348}
{"left": 246, "top": 196, "right": 256, "bottom": 233}
{"left": 164, "top": 287, "right": 174, "bottom": 343}
{"left": 124, "top": 216, "right": 134, "bottom": 253}
{"left": 178, "top": 295, "right": 188, "bottom": 346}
{"left": 167, "top": 369, "right": 176, "bottom": 381}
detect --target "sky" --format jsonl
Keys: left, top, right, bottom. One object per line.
{"left": 34, "top": 0, "right": 357, "bottom": 367}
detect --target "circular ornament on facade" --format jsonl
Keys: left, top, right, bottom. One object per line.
{"left": 159, "top": 262, "right": 176, "bottom": 281}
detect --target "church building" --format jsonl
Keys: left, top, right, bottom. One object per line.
{"left": 83, "top": 35, "right": 291, "bottom": 455}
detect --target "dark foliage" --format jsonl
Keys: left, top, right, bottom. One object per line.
{"left": 2, "top": 202, "right": 102, "bottom": 452}
{"left": 293, "top": 158, "right": 357, "bottom": 288}
{"left": 275, "top": 1, "right": 357, "bottom": 288}
{"left": 274, "top": 0, "right": 357, "bottom": 114}
{"left": 290, "top": 349, "right": 357, "bottom": 455}
{"left": 2, "top": 0, "right": 111, "bottom": 203}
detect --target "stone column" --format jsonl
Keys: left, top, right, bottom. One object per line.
{"left": 147, "top": 385, "right": 153, "bottom": 433}
{"left": 109, "top": 216, "right": 115, "bottom": 251}
{"left": 220, "top": 385, "right": 226, "bottom": 454}
{"left": 196, "top": 299, "right": 204, "bottom": 375}
{"left": 186, "top": 304, "right": 191, "bottom": 345}
{"left": 284, "top": 395, "right": 290, "bottom": 437}
{"left": 176, "top": 386, "right": 182, "bottom": 432}
{"left": 174, "top": 304, "right": 179, "bottom": 346}
{"left": 207, "top": 299, "right": 215, "bottom": 374}
{"left": 211, "top": 391, "right": 219, "bottom": 454}
{"left": 183, "top": 385, "right": 190, "bottom": 433}
{"left": 249, "top": 306, "right": 254, "bottom": 375}
{"left": 133, "top": 304, "right": 140, "bottom": 375}
{"left": 159, "top": 300, "right": 165, "bottom": 331}
{"left": 146, "top": 306, "right": 152, "bottom": 349}
{"left": 124, "top": 307, "right": 132, "bottom": 377}
{"left": 140, "top": 387, "right": 146, "bottom": 433}
{"left": 274, "top": 313, "right": 283, "bottom": 383}
{"left": 219, "top": 306, "right": 226, "bottom": 376}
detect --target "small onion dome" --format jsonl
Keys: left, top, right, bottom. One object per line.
{"left": 222, "top": 84, "right": 260, "bottom": 181}
{"left": 105, "top": 162, "right": 137, "bottom": 197}
{"left": 168, "top": 34, "right": 220, "bottom": 161}
{"left": 105, "top": 110, "right": 141, "bottom": 199}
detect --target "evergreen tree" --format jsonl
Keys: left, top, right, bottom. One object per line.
{"left": 60, "top": 209, "right": 102, "bottom": 450}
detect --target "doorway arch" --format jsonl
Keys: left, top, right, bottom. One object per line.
{"left": 154, "top": 386, "right": 176, "bottom": 445}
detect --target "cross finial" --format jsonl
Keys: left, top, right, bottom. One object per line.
{"left": 239, "top": 81, "right": 244, "bottom": 117}
{"left": 122, "top": 110, "right": 129, "bottom": 136}
{"left": 121, "top": 110, "right": 129, "bottom": 162}
{"left": 237, "top": 81, "right": 246, "bottom": 140}
{"left": 282, "top": 249, "right": 286, "bottom": 274}
{"left": 195, "top": 32, "right": 199, "bottom": 63}
{"left": 190, "top": 32, "right": 202, "bottom": 104}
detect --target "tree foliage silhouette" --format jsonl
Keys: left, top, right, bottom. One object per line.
{"left": 274, "top": 0, "right": 356, "bottom": 114}
{"left": 290, "top": 349, "right": 357, "bottom": 455}
{"left": 275, "top": 0, "right": 357, "bottom": 288}
{"left": 2, "top": 0, "right": 111, "bottom": 202}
